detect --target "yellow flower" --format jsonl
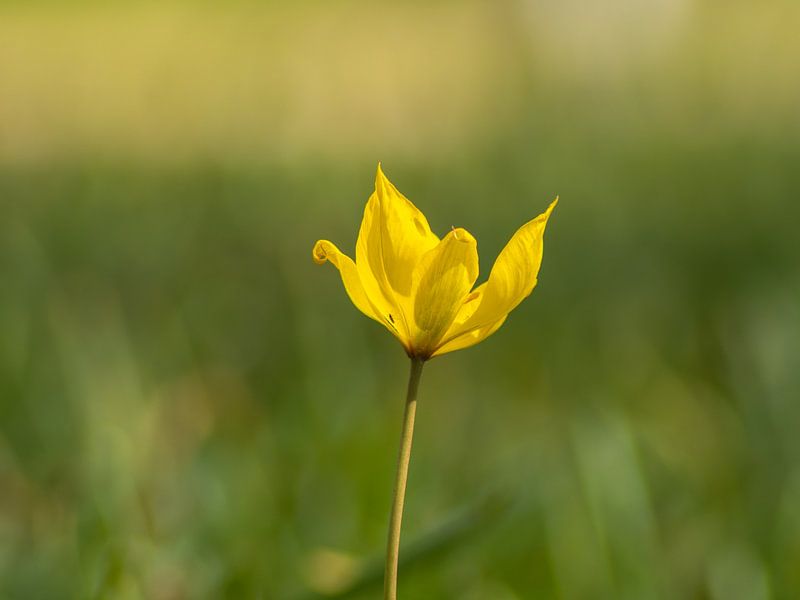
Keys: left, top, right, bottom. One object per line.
{"left": 313, "top": 164, "right": 557, "bottom": 360}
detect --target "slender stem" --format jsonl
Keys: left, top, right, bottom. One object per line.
{"left": 384, "top": 357, "right": 425, "bottom": 600}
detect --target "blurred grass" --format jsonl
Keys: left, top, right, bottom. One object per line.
{"left": 2, "top": 0, "right": 800, "bottom": 599}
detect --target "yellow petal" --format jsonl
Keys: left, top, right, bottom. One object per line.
{"left": 439, "top": 198, "right": 558, "bottom": 343}
{"left": 432, "top": 315, "right": 507, "bottom": 357}
{"left": 373, "top": 164, "right": 440, "bottom": 297}
{"left": 430, "top": 284, "right": 503, "bottom": 356}
{"left": 312, "top": 239, "right": 405, "bottom": 343}
{"left": 442, "top": 283, "right": 485, "bottom": 330}
{"left": 355, "top": 164, "right": 439, "bottom": 341}
{"left": 409, "top": 227, "right": 479, "bottom": 358}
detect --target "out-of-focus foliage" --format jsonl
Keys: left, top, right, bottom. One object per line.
{"left": 1, "top": 1, "right": 799, "bottom": 598}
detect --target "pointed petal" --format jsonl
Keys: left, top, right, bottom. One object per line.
{"left": 355, "top": 193, "right": 412, "bottom": 342}
{"left": 312, "top": 239, "right": 406, "bottom": 343}
{"left": 441, "top": 198, "right": 558, "bottom": 341}
{"left": 355, "top": 164, "right": 439, "bottom": 340}
{"left": 373, "top": 165, "right": 440, "bottom": 298}
{"left": 409, "top": 227, "right": 479, "bottom": 357}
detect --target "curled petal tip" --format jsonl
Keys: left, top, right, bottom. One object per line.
{"left": 449, "top": 227, "right": 476, "bottom": 244}
{"left": 312, "top": 240, "right": 330, "bottom": 265}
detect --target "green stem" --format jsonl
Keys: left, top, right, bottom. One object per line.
{"left": 384, "top": 357, "right": 424, "bottom": 600}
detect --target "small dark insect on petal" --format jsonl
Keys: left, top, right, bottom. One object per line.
{"left": 388, "top": 314, "right": 395, "bottom": 324}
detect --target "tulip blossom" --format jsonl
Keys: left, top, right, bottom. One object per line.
{"left": 313, "top": 164, "right": 557, "bottom": 360}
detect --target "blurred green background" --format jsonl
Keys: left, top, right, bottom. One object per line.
{"left": 2, "top": 1, "right": 799, "bottom": 598}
